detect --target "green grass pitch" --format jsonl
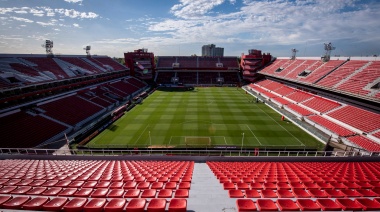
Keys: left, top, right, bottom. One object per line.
{"left": 87, "top": 87, "right": 324, "bottom": 150}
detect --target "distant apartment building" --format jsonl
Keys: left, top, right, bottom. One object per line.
{"left": 202, "top": 44, "right": 224, "bottom": 57}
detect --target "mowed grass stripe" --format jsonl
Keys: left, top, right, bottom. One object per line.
{"left": 87, "top": 87, "right": 323, "bottom": 149}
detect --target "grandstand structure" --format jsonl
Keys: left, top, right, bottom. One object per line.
{"left": 155, "top": 56, "right": 240, "bottom": 86}
{"left": 124, "top": 49, "right": 155, "bottom": 82}
{"left": 240, "top": 49, "right": 272, "bottom": 82}
{"left": 0, "top": 43, "right": 380, "bottom": 211}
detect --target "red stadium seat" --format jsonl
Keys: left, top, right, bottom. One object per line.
{"left": 229, "top": 190, "right": 244, "bottom": 198}
{"left": 26, "top": 187, "right": 47, "bottom": 195}
{"left": 42, "top": 197, "right": 69, "bottom": 211}
{"left": 42, "top": 187, "right": 63, "bottom": 196}
{"left": 63, "top": 197, "right": 88, "bottom": 212}
{"left": 74, "top": 188, "right": 93, "bottom": 197}
{"left": 168, "top": 198, "right": 187, "bottom": 212}
{"left": 91, "top": 188, "right": 109, "bottom": 198}
{"left": 296, "top": 199, "right": 321, "bottom": 211}
{"left": 164, "top": 182, "right": 177, "bottom": 189}
{"left": 104, "top": 198, "right": 126, "bottom": 212}
{"left": 10, "top": 186, "right": 32, "bottom": 194}
{"left": 0, "top": 186, "right": 17, "bottom": 194}
{"left": 325, "top": 189, "right": 346, "bottom": 198}
{"left": 141, "top": 189, "right": 157, "bottom": 198}
{"left": 82, "top": 181, "right": 97, "bottom": 188}
{"left": 23, "top": 196, "right": 50, "bottom": 210}
{"left": 124, "top": 181, "right": 137, "bottom": 189}
{"left": 83, "top": 198, "right": 107, "bottom": 212}
{"left": 174, "top": 189, "right": 189, "bottom": 198}
{"left": 58, "top": 188, "right": 77, "bottom": 196}
{"left": 124, "top": 189, "right": 141, "bottom": 198}
{"left": 2, "top": 196, "right": 30, "bottom": 209}
{"left": 107, "top": 189, "right": 125, "bottom": 198}
{"left": 335, "top": 198, "right": 363, "bottom": 211}
{"left": 137, "top": 182, "right": 151, "bottom": 189}
{"left": 309, "top": 189, "right": 328, "bottom": 198}
{"left": 355, "top": 198, "right": 380, "bottom": 210}
{"left": 178, "top": 182, "right": 191, "bottom": 189}
{"left": 151, "top": 182, "right": 164, "bottom": 189}
{"left": 236, "top": 199, "right": 257, "bottom": 211}
{"left": 316, "top": 199, "right": 342, "bottom": 211}
{"left": 223, "top": 182, "right": 235, "bottom": 190}
{"left": 245, "top": 190, "right": 261, "bottom": 198}
{"left": 157, "top": 189, "right": 173, "bottom": 198}
{"left": 276, "top": 199, "right": 300, "bottom": 211}
{"left": 293, "top": 189, "right": 311, "bottom": 198}
{"left": 257, "top": 199, "right": 278, "bottom": 211}
{"left": 261, "top": 189, "right": 278, "bottom": 198}
{"left": 125, "top": 198, "right": 146, "bottom": 212}
{"left": 147, "top": 198, "right": 167, "bottom": 212}
{"left": 277, "top": 189, "right": 294, "bottom": 198}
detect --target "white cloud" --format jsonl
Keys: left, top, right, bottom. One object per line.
{"left": 171, "top": 0, "right": 225, "bottom": 18}
{"left": 54, "top": 9, "right": 98, "bottom": 19}
{"left": 11, "top": 16, "right": 33, "bottom": 23}
{"left": 64, "top": 0, "right": 83, "bottom": 4}
{"left": 73, "top": 23, "right": 81, "bottom": 28}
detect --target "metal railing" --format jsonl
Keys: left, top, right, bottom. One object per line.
{"left": 0, "top": 148, "right": 378, "bottom": 157}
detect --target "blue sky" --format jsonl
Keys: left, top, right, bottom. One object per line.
{"left": 0, "top": 0, "right": 379, "bottom": 57}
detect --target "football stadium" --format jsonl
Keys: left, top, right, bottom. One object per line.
{"left": 1, "top": 1, "right": 380, "bottom": 211}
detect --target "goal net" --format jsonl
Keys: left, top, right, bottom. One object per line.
{"left": 185, "top": 137, "right": 211, "bottom": 146}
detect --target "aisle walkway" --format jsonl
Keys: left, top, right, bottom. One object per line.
{"left": 188, "top": 163, "right": 236, "bottom": 212}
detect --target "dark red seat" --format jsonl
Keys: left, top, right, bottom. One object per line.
{"left": 158, "top": 189, "right": 173, "bottom": 198}
{"left": 74, "top": 188, "right": 93, "bottom": 197}
{"left": 223, "top": 182, "right": 235, "bottom": 190}
{"left": 2, "top": 196, "right": 30, "bottom": 209}
{"left": 277, "top": 189, "right": 294, "bottom": 198}
{"left": 236, "top": 199, "right": 256, "bottom": 212}
{"left": 147, "top": 198, "right": 166, "bottom": 212}
{"left": 124, "top": 181, "right": 137, "bottom": 189}
{"left": 83, "top": 198, "right": 107, "bottom": 212}
{"left": 23, "top": 196, "right": 50, "bottom": 210}
{"left": 58, "top": 188, "right": 78, "bottom": 196}
{"left": 335, "top": 198, "right": 363, "bottom": 211}
{"left": 357, "top": 189, "right": 378, "bottom": 197}
{"left": 245, "top": 190, "right": 261, "bottom": 198}
{"left": 63, "top": 197, "right": 88, "bottom": 212}
{"left": 95, "top": 181, "right": 110, "bottom": 188}
{"left": 10, "top": 186, "right": 32, "bottom": 194}
{"left": 355, "top": 198, "right": 380, "bottom": 210}
{"left": 325, "top": 189, "right": 346, "bottom": 198}
{"left": 125, "top": 189, "right": 141, "bottom": 198}
{"left": 296, "top": 199, "right": 321, "bottom": 211}
{"left": 175, "top": 189, "right": 189, "bottom": 198}
{"left": 316, "top": 199, "right": 342, "bottom": 211}
{"left": 42, "top": 187, "right": 63, "bottom": 196}
{"left": 91, "top": 188, "right": 109, "bottom": 198}
{"left": 341, "top": 189, "right": 362, "bottom": 197}
{"left": 82, "top": 181, "right": 97, "bottom": 188}
{"left": 104, "top": 198, "right": 126, "bottom": 212}
{"left": 309, "top": 189, "right": 328, "bottom": 198}
{"left": 276, "top": 199, "right": 300, "bottom": 211}
{"left": 257, "top": 199, "right": 278, "bottom": 211}
{"left": 261, "top": 189, "right": 278, "bottom": 198}
{"left": 0, "top": 186, "right": 17, "bottom": 194}
{"left": 26, "top": 187, "right": 47, "bottom": 195}
{"left": 229, "top": 190, "right": 244, "bottom": 198}
{"left": 293, "top": 189, "right": 311, "bottom": 198}
{"left": 107, "top": 189, "right": 125, "bottom": 198}
{"left": 178, "top": 182, "right": 191, "bottom": 190}
{"left": 141, "top": 189, "right": 157, "bottom": 198}
{"left": 165, "top": 182, "right": 177, "bottom": 189}
{"left": 151, "top": 182, "right": 164, "bottom": 189}
{"left": 168, "top": 198, "right": 187, "bottom": 212}
{"left": 110, "top": 182, "right": 124, "bottom": 189}
{"left": 42, "top": 197, "right": 69, "bottom": 211}
{"left": 68, "top": 181, "right": 85, "bottom": 188}
{"left": 137, "top": 182, "right": 151, "bottom": 189}
{"left": 125, "top": 198, "right": 146, "bottom": 212}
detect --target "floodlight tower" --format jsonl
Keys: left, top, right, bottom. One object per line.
{"left": 322, "top": 42, "right": 335, "bottom": 62}
{"left": 291, "top": 48, "right": 298, "bottom": 60}
{"left": 42, "top": 40, "right": 54, "bottom": 55}
{"left": 84, "top": 45, "right": 91, "bottom": 56}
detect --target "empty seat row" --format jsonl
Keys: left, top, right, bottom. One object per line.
{"left": 0, "top": 186, "right": 190, "bottom": 198}
{"left": 236, "top": 198, "right": 380, "bottom": 211}
{"left": 228, "top": 188, "right": 380, "bottom": 198}
{"left": 0, "top": 195, "right": 187, "bottom": 212}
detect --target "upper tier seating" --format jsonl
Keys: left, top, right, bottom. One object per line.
{"left": 298, "top": 60, "right": 345, "bottom": 83}
{"left": 326, "top": 105, "right": 380, "bottom": 133}
{"left": 9, "top": 63, "right": 40, "bottom": 77}
{"left": 219, "top": 57, "right": 239, "bottom": 69}
{"left": 38, "top": 95, "right": 103, "bottom": 126}
{"left": 176, "top": 57, "right": 197, "bottom": 69}
{"left": 198, "top": 57, "right": 219, "bottom": 68}
{"left": 0, "top": 111, "right": 67, "bottom": 148}
{"left": 284, "top": 60, "right": 319, "bottom": 80}
{"left": 157, "top": 57, "right": 176, "bottom": 68}
{"left": 22, "top": 57, "right": 69, "bottom": 79}
{"left": 307, "top": 115, "right": 356, "bottom": 137}
{"left": 156, "top": 72, "right": 175, "bottom": 84}
{"left": 317, "top": 60, "right": 368, "bottom": 89}
{"left": 93, "top": 57, "right": 127, "bottom": 71}
{"left": 59, "top": 57, "right": 103, "bottom": 74}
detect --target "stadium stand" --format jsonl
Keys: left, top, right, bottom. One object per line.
{"left": 302, "top": 96, "right": 341, "bottom": 113}
{"left": 346, "top": 135, "right": 380, "bottom": 152}
{"left": 0, "top": 111, "right": 67, "bottom": 148}
{"left": 306, "top": 115, "right": 356, "bottom": 137}
{"left": 326, "top": 105, "right": 380, "bottom": 133}
{"left": 285, "top": 104, "right": 314, "bottom": 116}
